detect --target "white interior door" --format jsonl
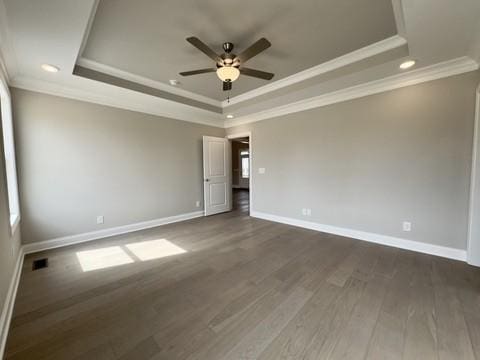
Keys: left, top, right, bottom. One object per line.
{"left": 203, "top": 136, "right": 231, "bottom": 216}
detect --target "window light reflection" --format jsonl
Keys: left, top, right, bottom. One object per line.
{"left": 76, "top": 246, "right": 134, "bottom": 272}
{"left": 76, "top": 239, "right": 186, "bottom": 272}
{"left": 126, "top": 239, "right": 186, "bottom": 261}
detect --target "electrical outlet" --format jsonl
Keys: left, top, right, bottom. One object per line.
{"left": 195, "top": 201, "right": 200, "bottom": 207}
{"left": 97, "top": 215, "right": 104, "bottom": 224}
{"left": 302, "top": 208, "right": 312, "bottom": 216}
{"left": 258, "top": 167, "right": 266, "bottom": 174}
{"left": 402, "top": 221, "right": 411, "bottom": 232}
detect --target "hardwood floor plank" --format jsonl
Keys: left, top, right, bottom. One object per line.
{"left": 402, "top": 254, "right": 439, "bottom": 360}
{"left": 302, "top": 276, "right": 367, "bottom": 360}
{"left": 327, "top": 273, "right": 389, "bottom": 360}
{"left": 257, "top": 281, "right": 342, "bottom": 360}
{"left": 4, "top": 190, "right": 480, "bottom": 360}
{"left": 431, "top": 258, "right": 476, "bottom": 360}
{"left": 222, "top": 286, "right": 313, "bottom": 360}
{"left": 365, "top": 252, "right": 414, "bottom": 359}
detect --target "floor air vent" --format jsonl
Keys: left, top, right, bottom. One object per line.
{"left": 32, "top": 258, "right": 48, "bottom": 271}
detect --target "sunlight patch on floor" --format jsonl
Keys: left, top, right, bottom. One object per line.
{"left": 76, "top": 246, "right": 134, "bottom": 272}
{"left": 126, "top": 239, "right": 186, "bottom": 261}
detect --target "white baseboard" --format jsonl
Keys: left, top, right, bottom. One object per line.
{"left": 251, "top": 211, "right": 467, "bottom": 261}
{"left": 23, "top": 211, "right": 204, "bottom": 254}
{"left": 0, "top": 210, "right": 204, "bottom": 357}
{"left": 0, "top": 246, "right": 24, "bottom": 359}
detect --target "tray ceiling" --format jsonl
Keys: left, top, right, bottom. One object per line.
{"left": 81, "top": 0, "right": 398, "bottom": 101}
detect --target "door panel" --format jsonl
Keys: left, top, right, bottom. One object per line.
{"left": 209, "top": 183, "right": 227, "bottom": 206}
{"left": 203, "top": 136, "right": 231, "bottom": 216}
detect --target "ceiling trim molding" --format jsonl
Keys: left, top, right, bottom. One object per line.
{"left": 77, "top": 57, "right": 222, "bottom": 108}
{"left": 225, "top": 56, "right": 479, "bottom": 128}
{"left": 76, "top": 0, "right": 100, "bottom": 64}
{"left": 0, "top": 51, "right": 9, "bottom": 86}
{"left": 468, "top": 20, "right": 480, "bottom": 63}
{"left": 391, "top": 0, "right": 407, "bottom": 38}
{"left": 0, "top": 0, "right": 18, "bottom": 82}
{"left": 11, "top": 75, "right": 225, "bottom": 128}
{"left": 222, "top": 35, "right": 407, "bottom": 108}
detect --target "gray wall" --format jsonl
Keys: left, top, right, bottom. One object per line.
{"left": 227, "top": 71, "right": 480, "bottom": 250}
{"left": 12, "top": 89, "right": 224, "bottom": 244}
{"left": 0, "top": 108, "right": 22, "bottom": 326}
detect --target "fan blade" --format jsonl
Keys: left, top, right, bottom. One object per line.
{"left": 179, "top": 68, "right": 216, "bottom": 76}
{"left": 235, "top": 38, "right": 271, "bottom": 64}
{"left": 240, "top": 67, "right": 274, "bottom": 80}
{"left": 186, "top": 37, "right": 223, "bottom": 64}
{"left": 223, "top": 81, "right": 232, "bottom": 91}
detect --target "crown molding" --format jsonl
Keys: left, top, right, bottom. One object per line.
{"left": 75, "top": 0, "right": 100, "bottom": 65}
{"left": 77, "top": 57, "right": 222, "bottom": 108}
{"left": 468, "top": 20, "right": 480, "bottom": 63}
{"left": 11, "top": 75, "right": 225, "bottom": 128}
{"left": 11, "top": 57, "right": 478, "bottom": 130}
{"left": 391, "top": 0, "right": 407, "bottom": 38}
{"left": 225, "top": 56, "right": 479, "bottom": 128}
{"left": 0, "top": 51, "right": 9, "bottom": 86}
{"left": 222, "top": 35, "right": 407, "bottom": 108}
{"left": 78, "top": 35, "right": 407, "bottom": 112}
{"left": 0, "top": 0, "right": 18, "bottom": 83}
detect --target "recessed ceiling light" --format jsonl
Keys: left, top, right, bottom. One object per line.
{"left": 41, "top": 64, "right": 60, "bottom": 73}
{"left": 226, "top": 114, "right": 234, "bottom": 119}
{"left": 399, "top": 60, "right": 416, "bottom": 70}
{"left": 169, "top": 79, "right": 180, "bottom": 86}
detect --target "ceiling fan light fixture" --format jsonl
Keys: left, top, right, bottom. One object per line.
{"left": 216, "top": 66, "right": 240, "bottom": 82}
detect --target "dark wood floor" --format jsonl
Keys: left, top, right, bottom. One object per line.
{"left": 5, "top": 189, "right": 480, "bottom": 359}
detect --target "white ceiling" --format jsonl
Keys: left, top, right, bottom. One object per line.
{"left": 0, "top": 0, "right": 479, "bottom": 128}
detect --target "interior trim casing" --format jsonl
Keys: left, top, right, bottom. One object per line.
{"left": 252, "top": 211, "right": 467, "bottom": 262}
{"left": 77, "top": 57, "right": 223, "bottom": 108}
{"left": 0, "top": 247, "right": 24, "bottom": 359}
{"left": 22, "top": 211, "right": 204, "bottom": 255}
{"left": 468, "top": 86, "right": 480, "bottom": 266}
{"left": 11, "top": 76, "right": 225, "bottom": 128}
{"left": 222, "top": 35, "right": 407, "bottom": 108}
{"left": 225, "top": 56, "right": 479, "bottom": 128}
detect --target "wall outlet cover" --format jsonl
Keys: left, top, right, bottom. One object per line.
{"left": 97, "top": 215, "right": 104, "bottom": 224}
{"left": 402, "top": 221, "right": 412, "bottom": 232}
{"left": 195, "top": 201, "right": 201, "bottom": 207}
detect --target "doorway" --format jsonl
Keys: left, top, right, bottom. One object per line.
{"left": 227, "top": 133, "right": 252, "bottom": 215}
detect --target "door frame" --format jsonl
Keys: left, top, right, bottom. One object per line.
{"left": 468, "top": 86, "right": 480, "bottom": 266}
{"left": 203, "top": 136, "right": 231, "bottom": 216}
{"left": 226, "top": 132, "right": 252, "bottom": 214}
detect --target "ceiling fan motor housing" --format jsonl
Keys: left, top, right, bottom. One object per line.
{"left": 180, "top": 37, "right": 273, "bottom": 91}
{"left": 223, "top": 42, "right": 234, "bottom": 53}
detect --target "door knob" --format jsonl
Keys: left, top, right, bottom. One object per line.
{"left": 205, "top": 179, "right": 210, "bottom": 182}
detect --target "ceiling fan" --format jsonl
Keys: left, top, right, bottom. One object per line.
{"left": 179, "top": 37, "right": 274, "bottom": 91}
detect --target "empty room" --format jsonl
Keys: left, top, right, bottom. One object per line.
{"left": 1, "top": 0, "right": 480, "bottom": 359}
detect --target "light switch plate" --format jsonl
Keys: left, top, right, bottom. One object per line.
{"left": 258, "top": 168, "right": 266, "bottom": 174}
